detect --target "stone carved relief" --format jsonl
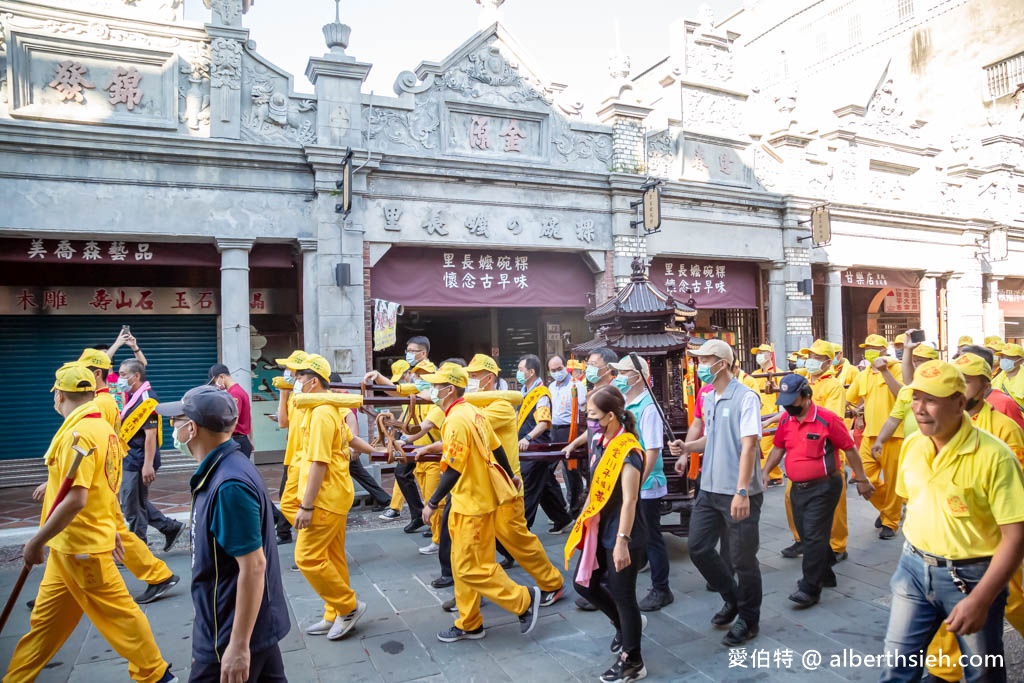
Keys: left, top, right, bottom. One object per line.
{"left": 178, "top": 41, "right": 210, "bottom": 131}
{"left": 575, "top": 219, "right": 595, "bottom": 243}
{"left": 382, "top": 204, "right": 402, "bottom": 231}
{"left": 210, "top": 38, "right": 242, "bottom": 89}
{"left": 540, "top": 216, "right": 562, "bottom": 239}
{"left": 2, "top": 13, "right": 183, "bottom": 50}
{"left": 551, "top": 118, "right": 612, "bottom": 169}
{"left": 862, "top": 77, "right": 918, "bottom": 141}
{"left": 422, "top": 208, "right": 448, "bottom": 237}
{"left": 330, "top": 105, "right": 351, "bottom": 132}
{"left": 209, "top": 0, "right": 242, "bottom": 24}
{"left": 242, "top": 63, "right": 316, "bottom": 146}
{"left": 436, "top": 45, "right": 550, "bottom": 105}
{"left": 75, "top": 0, "right": 183, "bottom": 21}
{"left": 464, "top": 215, "right": 490, "bottom": 237}
{"left": 506, "top": 217, "right": 522, "bottom": 235}
{"left": 646, "top": 129, "right": 675, "bottom": 179}
{"left": 687, "top": 40, "right": 733, "bottom": 82}
{"left": 682, "top": 89, "right": 742, "bottom": 135}
{"left": 365, "top": 101, "right": 441, "bottom": 150}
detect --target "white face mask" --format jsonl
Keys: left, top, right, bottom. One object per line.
{"left": 805, "top": 358, "right": 824, "bottom": 375}
{"left": 756, "top": 353, "right": 769, "bottom": 366}
{"left": 466, "top": 378, "right": 481, "bottom": 393}
{"left": 292, "top": 376, "right": 305, "bottom": 394}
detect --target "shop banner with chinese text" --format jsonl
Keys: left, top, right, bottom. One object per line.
{"left": 647, "top": 259, "right": 759, "bottom": 309}
{"left": 841, "top": 268, "right": 921, "bottom": 290}
{"left": 1, "top": 287, "right": 291, "bottom": 315}
{"left": 998, "top": 278, "right": 1024, "bottom": 318}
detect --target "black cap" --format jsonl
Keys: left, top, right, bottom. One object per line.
{"left": 208, "top": 363, "right": 230, "bottom": 383}
{"left": 156, "top": 385, "right": 238, "bottom": 432}
{"left": 776, "top": 374, "right": 809, "bottom": 407}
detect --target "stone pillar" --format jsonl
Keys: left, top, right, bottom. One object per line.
{"left": 305, "top": 15, "right": 372, "bottom": 149}
{"left": 216, "top": 238, "right": 254, "bottom": 395}
{"left": 597, "top": 102, "right": 653, "bottom": 175}
{"left": 825, "top": 266, "right": 844, "bottom": 346}
{"left": 780, "top": 203, "right": 814, "bottom": 355}
{"left": 767, "top": 261, "right": 788, "bottom": 358}
{"left": 299, "top": 238, "right": 320, "bottom": 354}
{"left": 207, "top": 28, "right": 246, "bottom": 140}
{"left": 919, "top": 273, "right": 940, "bottom": 349}
{"left": 946, "top": 270, "right": 985, "bottom": 355}
{"left": 984, "top": 275, "right": 1003, "bottom": 341}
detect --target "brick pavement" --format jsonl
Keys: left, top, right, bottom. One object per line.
{"left": 1, "top": 483, "right": 1022, "bottom": 682}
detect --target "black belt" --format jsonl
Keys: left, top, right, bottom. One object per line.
{"left": 792, "top": 472, "right": 841, "bottom": 489}
{"left": 909, "top": 543, "right": 991, "bottom": 568}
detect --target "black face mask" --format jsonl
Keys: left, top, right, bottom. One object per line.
{"left": 965, "top": 396, "right": 981, "bottom": 412}
{"left": 783, "top": 403, "right": 804, "bottom": 417}
{"left": 788, "top": 362, "right": 798, "bottom": 371}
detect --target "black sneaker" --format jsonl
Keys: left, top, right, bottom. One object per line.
{"left": 547, "top": 520, "right": 574, "bottom": 535}
{"left": 600, "top": 652, "right": 647, "bottom": 682}
{"left": 163, "top": 522, "right": 185, "bottom": 552}
{"left": 157, "top": 664, "right": 178, "bottom": 683}
{"left": 638, "top": 587, "right": 674, "bottom": 612}
{"left": 25, "top": 598, "right": 35, "bottom": 610}
{"left": 721, "top": 617, "right": 758, "bottom": 646}
{"left": 519, "top": 586, "right": 541, "bottom": 635}
{"left": 576, "top": 596, "right": 598, "bottom": 611}
{"left": 404, "top": 519, "right": 426, "bottom": 534}
{"left": 833, "top": 551, "right": 848, "bottom": 563}
{"left": 441, "top": 597, "right": 458, "bottom": 613}
{"left": 540, "top": 585, "right": 565, "bottom": 607}
{"left": 611, "top": 615, "right": 647, "bottom": 653}
{"left": 780, "top": 541, "right": 803, "bottom": 558}
{"left": 711, "top": 602, "right": 738, "bottom": 627}
{"left": 499, "top": 556, "right": 516, "bottom": 570}
{"left": 134, "top": 574, "right": 180, "bottom": 604}
{"left": 787, "top": 589, "right": 819, "bottom": 608}
{"left": 431, "top": 575, "right": 454, "bottom": 589}
{"left": 379, "top": 508, "right": 402, "bottom": 521}
{"left": 276, "top": 535, "right": 293, "bottom": 546}
{"left": 372, "top": 502, "right": 389, "bottom": 512}
{"left": 879, "top": 527, "right": 896, "bottom": 540}
{"left": 822, "top": 572, "right": 838, "bottom": 588}
{"left": 874, "top": 515, "right": 883, "bottom": 529}
{"left": 437, "top": 625, "right": 485, "bottom": 642}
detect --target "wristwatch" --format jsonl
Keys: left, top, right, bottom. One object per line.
{"left": 736, "top": 488, "right": 748, "bottom": 497}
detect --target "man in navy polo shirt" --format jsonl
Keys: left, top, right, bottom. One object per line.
{"left": 763, "top": 375, "right": 875, "bottom": 608}
{"left": 157, "top": 387, "right": 290, "bottom": 682}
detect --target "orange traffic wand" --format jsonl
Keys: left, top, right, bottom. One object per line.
{"left": 0, "top": 432, "right": 92, "bottom": 635}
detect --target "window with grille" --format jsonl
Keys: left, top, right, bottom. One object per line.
{"left": 897, "top": 0, "right": 914, "bottom": 22}
{"left": 985, "top": 52, "right": 1024, "bottom": 100}
{"left": 710, "top": 308, "right": 761, "bottom": 373}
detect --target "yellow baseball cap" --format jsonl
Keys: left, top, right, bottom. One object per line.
{"left": 957, "top": 335, "right": 974, "bottom": 347}
{"left": 954, "top": 353, "right": 992, "bottom": 379}
{"left": 999, "top": 343, "right": 1024, "bottom": 359}
{"left": 51, "top": 362, "right": 96, "bottom": 393}
{"left": 751, "top": 343, "right": 774, "bottom": 355}
{"left": 77, "top": 348, "right": 112, "bottom": 370}
{"left": 786, "top": 352, "right": 799, "bottom": 362}
{"left": 411, "top": 359, "right": 437, "bottom": 375}
{"left": 859, "top": 334, "right": 888, "bottom": 349}
{"left": 907, "top": 360, "right": 966, "bottom": 398}
{"left": 275, "top": 350, "right": 309, "bottom": 370}
{"left": 294, "top": 354, "right": 332, "bottom": 382}
{"left": 466, "top": 353, "right": 500, "bottom": 375}
{"left": 894, "top": 334, "right": 906, "bottom": 345}
{"left": 801, "top": 339, "right": 835, "bottom": 360}
{"left": 389, "top": 359, "right": 411, "bottom": 383}
{"left": 985, "top": 336, "right": 1005, "bottom": 352}
{"left": 421, "top": 362, "right": 468, "bottom": 388}
{"left": 912, "top": 343, "right": 939, "bottom": 360}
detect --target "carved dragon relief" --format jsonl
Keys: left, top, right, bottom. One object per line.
{"left": 240, "top": 60, "right": 317, "bottom": 146}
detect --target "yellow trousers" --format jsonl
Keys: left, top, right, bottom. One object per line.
{"left": 5, "top": 551, "right": 168, "bottom": 683}
{"left": 389, "top": 481, "right": 405, "bottom": 510}
{"left": 451, "top": 510, "right": 531, "bottom": 632}
{"left": 860, "top": 436, "right": 904, "bottom": 530}
{"left": 415, "top": 462, "right": 445, "bottom": 544}
{"left": 761, "top": 436, "right": 783, "bottom": 481}
{"left": 279, "top": 463, "right": 301, "bottom": 526}
{"left": 295, "top": 506, "right": 356, "bottom": 623}
{"left": 784, "top": 458, "right": 848, "bottom": 554}
{"left": 116, "top": 511, "right": 172, "bottom": 585}
{"left": 926, "top": 567, "right": 1024, "bottom": 681}
{"left": 494, "top": 496, "right": 563, "bottom": 592}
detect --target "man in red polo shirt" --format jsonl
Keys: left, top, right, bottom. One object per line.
{"left": 210, "top": 363, "right": 254, "bottom": 458}
{"left": 762, "top": 375, "right": 875, "bottom": 608}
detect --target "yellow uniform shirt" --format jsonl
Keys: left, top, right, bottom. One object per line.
{"left": 283, "top": 394, "right": 307, "bottom": 467}
{"left": 888, "top": 386, "right": 918, "bottom": 438}
{"left": 973, "top": 402, "right": 1024, "bottom": 465}
{"left": 897, "top": 415, "right": 1024, "bottom": 559}
{"left": 44, "top": 409, "right": 122, "bottom": 555}
{"left": 441, "top": 400, "right": 502, "bottom": 516}
{"left": 847, "top": 363, "right": 903, "bottom": 438}
{"left": 93, "top": 389, "right": 122, "bottom": 432}
{"left": 418, "top": 404, "right": 446, "bottom": 445}
{"left": 835, "top": 360, "right": 859, "bottom": 387}
{"left": 993, "top": 371, "right": 1024, "bottom": 410}
{"left": 753, "top": 376, "right": 779, "bottom": 417}
{"left": 297, "top": 405, "right": 354, "bottom": 515}
{"left": 808, "top": 371, "right": 846, "bottom": 416}
{"left": 481, "top": 399, "right": 521, "bottom": 478}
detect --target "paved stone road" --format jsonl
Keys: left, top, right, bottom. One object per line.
{"left": 1, "top": 484, "right": 1021, "bottom": 682}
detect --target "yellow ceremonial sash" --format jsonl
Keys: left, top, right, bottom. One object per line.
{"left": 564, "top": 431, "right": 643, "bottom": 569}
{"left": 517, "top": 385, "right": 552, "bottom": 431}
{"left": 118, "top": 398, "right": 161, "bottom": 447}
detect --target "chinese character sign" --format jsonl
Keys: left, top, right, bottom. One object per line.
{"left": 884, "top": 288, "right": 920, "bottom": 313}
{"left": 649, "top": 259, "right": 758, "bottom": 309}
{"left": 0, "top": 239, "right": 221, "bottom": 267}
{"left": 0, "top": 287, "right": 290, "bottom": 315}
{"left": 998, "top": 279, "right": 1024, "bottom": 317}
{"left": 841, "top": 269, "right": 920, "bottom": 290}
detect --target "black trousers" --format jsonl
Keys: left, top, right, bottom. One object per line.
{"left": 790, "top": 474, "right": 843, "bottom": 596}
{"left": 521, "top": 460, "right": 572, "bottom": 529}
{"left": 438, "top": 495, "right": 453, "bottom": 578}
{"left": 574, "top": 544, "right": 647, "bottom": 658}
{"left": 190, "top": 643, "right": 286, "bottom": 682}
{"left": 688, "top": 490, "right": 763, "bottom": 625}
{"left": 551, "top": 425, "right": 587, "bottom": 517}
{"left": 395, "top": 461, "right": 423, "bottom": 519}
{"left": 273, "top": 465, "right": 291, "bottom": 540}
{"left": 232, "top": 433, "right": 254, "bottom": 457}
{"left": 348, "top": 456, "right": 390, "bottom": 505}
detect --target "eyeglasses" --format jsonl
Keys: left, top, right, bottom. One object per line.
{"left": 168, "top": 417, "right": 189, "bottom": 427}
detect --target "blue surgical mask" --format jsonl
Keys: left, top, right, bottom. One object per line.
{"left": 405, "top": 352, "right": 417, "bottom": 364}
{"left": 795, "top": 358, "right": 806, "bottom": 368}
{"left": 516, "top": 370, "right": 526, "bottom": 385}
{"left": 413, "top": 378, "right": 431, "bottom": 392}
{"left": 114, "top": 377, "right": 129, "bottom": 392}
{"left": 612, "top": 375, "right": 630, "bottom": 393}
{"left": 697, "top": 362, "right": 718, "bottom": 384}
{"left": 585, "top": 366, "right": 600, "bottom": 384}
{"left": 283, "top": 370, "right": 294, "bottom": 383}
{"left": 551, "top": 369, "right": 568, "bottom": 383}
{"left": 429, "top": 387, "right": 441, "bottom": 405}
{"left": 1001, "top": 358, "right": 1016, "bottom": 373}
{"left": 805, "top": 358, "right": 824, "bottom": 375}
{"left": 832, "top": 357, "right": 840, "bottom": 367}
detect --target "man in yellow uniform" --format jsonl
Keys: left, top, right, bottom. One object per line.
{"left": 76, "top": 349, "right": 178, "bottom": 604}
{"left": 378, "top": 359, "right": 412, "bottom": 522}
{"left": 292, "top": 354, "right": 376, "bottom": 641}
{"left": 421, "top": 363, "right": 541, "bottom": 642}
{"left": 880, "top": 360, "right": 1024, "bottom": 682}
{"left": 466, "top": 354, "right": 565, "bottom": 606}
{"left": 404, "top": 362, "right": 448, "bottom": 555}
{"left": 994, "top": 343, "right": 1024, "bottom": 410}
{"left": 831, "top": 343, "right": 859, "bottom": 388}
{"left": 846, "top": 334, "right": 904, "bottom": 539}
{"left": 750, "top": 344, "right": 784, "bottom": 484}
{"left": 924, "top": 353, "right": 1024, "bottom": 680}
{"left": 781, "top": 340, "right": 849, "bottom": 561}
{"left": 5, "top": 363, "right": 173, "bottom": 683}
{"left": 873, "top": 342, "right": 941, "bottom": 448}
{"left": 274, "top": 349, "right": 309, "bottom": 530}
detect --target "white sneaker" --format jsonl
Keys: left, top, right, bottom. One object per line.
{"left": 328, "top": 601, "right": 367, "bottom": 640}
{"left": 305, "top": 619, "right": 333, "bottom": 636}
{"left": 419, "top": 542, "right": 440, "bottom": 555}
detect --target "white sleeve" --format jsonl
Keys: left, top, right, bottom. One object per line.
{"left": 639, "top": 404, "right": 664, "bottom": 450}
{"left": 739, "top": 391, "right": 763, "bottom": 438}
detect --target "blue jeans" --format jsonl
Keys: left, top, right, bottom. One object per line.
{"left": 880, "top": 543, "right": 1007, "bottom": 683}
{"left": 639, "top": 498, "right": 670, "bottom": 592}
